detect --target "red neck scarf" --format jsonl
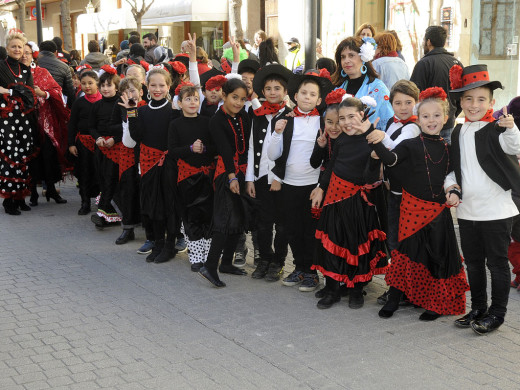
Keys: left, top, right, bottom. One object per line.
{"left": 393, "top": 115, "right": 417, "bottom": 124}
{"left": 254, "top": 101, "right": 286, "bottom": 116}
{"left": 465, "top": 108, "right": 495, "bottom": 123}
{"left": 293, "top": 107, "right": 319, "bottom": 117}
{"left": 374, "top": 51, "right": 399, "bottom": 60}
{"left": 84, "top": 91, "right": 102, "bottom": 103}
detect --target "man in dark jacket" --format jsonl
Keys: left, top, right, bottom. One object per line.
{"left": 80, "top": 40, "right": 110, "bottom": 71}
{"left": 410, "top": 26, "right": 463, "bottom": 143}
{"left": 142, "top": 33, "right": 158, "bottom": 64}
{"left": 52, "top": 36, "right": 71, "bottom": 64}
{"left": 37, "top": 40, "right": 75, "bottom": 107}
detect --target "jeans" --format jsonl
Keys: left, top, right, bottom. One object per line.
{"left": 458, "top": 217, "right": 513, "bottom": 318}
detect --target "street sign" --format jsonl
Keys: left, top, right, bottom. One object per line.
{"left": 29, "top": 6, "right": 45, "bottom": 21}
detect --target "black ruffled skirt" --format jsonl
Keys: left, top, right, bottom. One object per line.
{"left": 178, "top": 172, "right": 213, "bottom": 241}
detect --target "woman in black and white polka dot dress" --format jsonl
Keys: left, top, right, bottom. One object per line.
{"left": 0, "top": 33, "right": 37, "bottom": 215}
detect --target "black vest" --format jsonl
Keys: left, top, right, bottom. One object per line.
{"left": 251, "top": 107, "right": 292, "bottom": 178}
{"left": 451, "top": 122, "right": 520, "bottom": 194}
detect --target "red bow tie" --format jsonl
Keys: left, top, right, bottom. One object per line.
{"left": 393, "top": 115, "right": 417, "bottom": 124}
{"left": 465, "top": 109, "right": 495, "bottom": 123}
{"left": 254, "top": 101, "right": 286, "bottom": 116}
{"left": 293, "top": 107, "right": 319, "bottom": 117}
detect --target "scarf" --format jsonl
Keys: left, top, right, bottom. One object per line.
{"left": 393, "top": 115, "right": 417, "bottom": 124}
{"left": 254, "top": 101, "right": 286, "bottom": 116}
{"left": 84, "top": 91, "right": 102, "bottom": 103}
{"left": 374, "top": 51, "right": 399, "bottom": 60}
{"left": 293, "top": 107, "right": 319, "bottom": 117}
{"left": 465, "top": 108, "right": 495, "bottom": 123}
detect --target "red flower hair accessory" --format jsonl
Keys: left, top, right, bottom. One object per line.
{"left": 419, "top": 87, "right": 447, "bottom": 101}
{"left": 101, "top": 65, "right": 116, "bottom": 75}
{"left": 140, "top": 60, "right": 150, "bottom": 72}
{"left": 76, "top": 64, "right": 92, "bottom": 72}
{"left": 449, "top": 65, "right": 463, "bottom": 90}
{"left": 174, "top": 81, "right": 194, "bottom": 97}
{"left": 127, "top": 59, "right": 136, "bottom": 65}
{"left": 169, "top": 61, "right": 187, "bottom": 75}
{"left": 325, "top": 89, "right": 346, "bottom": 105}
{"left": 319, "top": 68, "right": 331, "bottom": 81}
{"left": 206, "top": 75, "right": 227, "bottom": 91}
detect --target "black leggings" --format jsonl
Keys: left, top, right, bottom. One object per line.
{"left": 204, "top": 232, "right": 241, "bottom": 272}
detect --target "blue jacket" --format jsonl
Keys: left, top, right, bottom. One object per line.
{"left": 372, "top": 56, "right": 410, "bottom": 90}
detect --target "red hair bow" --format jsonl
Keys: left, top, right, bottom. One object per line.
{"left": 101, "top": 65, "right": 116, "bottom": 75}
{"left": 140, "top": 60, "right": 150, "bottom": 72}
{"left": 169, "top": 61, "right": 187, "bottom": 75}
{"left": 205, "top": 75, "right": 227, "bottom": 91}
{"left": 175, "top": 81, "right": 194, "bottom": 96}
{"left": 127, "top": 59, "right": 136, "bottom": 65}
{"left": 449, "top": 65, "right": 463, "bottom": 90}
{"left": 319, "top": 68, "right": 331, "bottom": 81}
{"left": 325, "top": 89, "right": 346, "bottom": 105}
{"left": 419, "top": 87, "right": 447, "bottom": 101}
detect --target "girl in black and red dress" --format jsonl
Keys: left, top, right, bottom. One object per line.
{"left": 123, "top": 68, "right": 180, "bottom": 264}
{"left": 310, "top": 96, "right": 388, "bottom": 310}
{"left": 198, "top": 77, "right": 251, "bottom": 287}
{"left": 366, "top": 87, "right": 469, "bottom": 321}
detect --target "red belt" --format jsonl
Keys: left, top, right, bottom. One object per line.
{"left": 214, "top": 154, "right": 247, "bottom": 179}
{"left": 177, "top": 159, "right": 214, "bottom": 183}
{"left": 323, "top": 172, "right": 381, "bottom": 207}
{"left": 98, "top": 136, "right": 121, "bottom": 164}
{"left": 140, "top": 144, "right": 165, "bottom": 177}
{"left": 77, "top": 134, "right": 95, "bottom": 153}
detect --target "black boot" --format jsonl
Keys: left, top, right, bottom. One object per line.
{"left": 91, "top": 213, "right": 107, "bottom": 230}
{"left": 349, "top": 284, "right": 365, "bottom": 309}
{"left": 115, "top": 229, "right": 135, "bottom": 245}
{"left": 378, "top": 287, "right": 402, "bottom": 318}
{"left": 46, "top": 185, "right": 67, "bottom": 204}
{"left": 78, "top": 198, "right": 91, "bottom": 215}
{"left": 154, "top": 240, "right": 177, "bottom": 263}
{"left": 29, "top": 187, "right": 39, "bottom": 206}
{"left": 146, "top": 239, "right": 164, "bottom": 263}
{"left": 16, "top": 199, "right": 31, "bottom": 211}
{"left": 3, "top": 198, "right": 21, "bottom": 215}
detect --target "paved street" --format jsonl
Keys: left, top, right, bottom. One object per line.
{"left": 1, "top": 182, "right": 520, "bottom": 390}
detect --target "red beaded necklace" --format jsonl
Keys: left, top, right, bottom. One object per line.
{"left": 327, "top": 134, "right": 332, "bottom": 159}
{"left": 6, "top": 60, "right": 21, "bottom": 79}
{"left": 420, "top": 134, "right": 449, "bottom": 198}
{"left": 225, "top": 113, "right": 246, "bottom": 155}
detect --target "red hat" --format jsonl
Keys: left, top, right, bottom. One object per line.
{"left": 325, "top": 89, "right": 346, "bottom": 105}
{"left": 175, "top": 81, "right": 194, "bottom": 97}
{"left": 449, "top": 64, "right": 503, "bottom": 97}
{"left": 140, "top": 60, "right": 150, "bottom": 72}
{"left": 205, "top": 75, "right": 227, "bottom": 91}
{"left": 169, "top": 60, "right": 187, "bottom": 75}
{"left": 419, "top": 87, "right": 447, "bottom": 102}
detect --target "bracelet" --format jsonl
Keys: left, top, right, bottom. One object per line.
{"left": 448, "top": 188, "right": 462, "bottom": 200}
{"left": 127, "top": 109, "right": 137, "bottom": 118}
{"left": 228, "top": 177, "right": 238, "bottom": 184}
{"left": 190, "top": 145, "right": 193, "bottom": 152}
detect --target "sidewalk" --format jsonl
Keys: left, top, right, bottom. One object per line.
{"left": 1, "top": 182, "right": 520, "bottom": 389}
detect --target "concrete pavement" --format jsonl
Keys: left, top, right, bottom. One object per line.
{"left": 1, "top": 182, "right": 520, "bottom": 389}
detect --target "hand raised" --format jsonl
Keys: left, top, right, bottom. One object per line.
{"left": 274, "top": 119, "right": 287, "bottom": 134}
{"left": 317, "top": 129, "right": 327, "bottom": 148}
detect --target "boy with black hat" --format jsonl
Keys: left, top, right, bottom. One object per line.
{"left": 445, "top": 64, "right": 520, "bottom": 334}
{"left": 267, "top": 70, "right": 333, "bottom": 291}
{"left": 246, "top": 64, "right": 293, "bottom": 281}
{"left": 238, "top": 59, "right": 260, "bottom": 112}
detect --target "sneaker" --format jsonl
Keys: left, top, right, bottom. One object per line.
{"left": 234, "top": 247, "right": 248, "bottom": 268}
{"left": 175, "top": 236, "right": 187, "bottom": 252}
{"left": 282, "top": 270, "right": 305, "bottom": 286}
{"left": 252, "top": 260, "right": 269, "bottom": 279}
{"left": 137, "top": 240, "right": 155, "bottom": 255}
{"left": 264, "top": 263, "right": 283, "bottom": 282}
{"left": 299, "top": 273, "right": 319, "bottom": 292}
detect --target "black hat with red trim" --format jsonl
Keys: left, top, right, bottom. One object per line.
{"left": 287, "top": 68, "right": 334, "bottom": 110}
{"left": 252, "top": 63, "right": 293, "bottom": 99}
{"left": 199, "top": 67, "right": 226, "bottom": 91}
{"left": 449, "top": 64, "right": 503, "bottom": 97}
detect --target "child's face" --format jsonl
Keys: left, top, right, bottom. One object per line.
{"left": 100, "top": 81, "right": 117, "bottom": 98}
{"left": 126, "top": 67, "right": 144, "bottom": 84}
{"left": 324, "top": 109, "right": 340, "bottom": 139}
{"left": 178, "top": 94, "right": 200, "bottom": 117}
{"left": 294, "top": 82, "right": 321, "bottom": 112}
{"left": 147, "top": 74, "right": 169, "bottom": 100}
{"left": 204, "top": 88, "right": 222, "bottom": 104}
{"left": 339, "top": 106, "right": 364, "bottom": 136}
{"left": 123, "top": 85, "right": 143, "bottom": 105}
{"left": 241, "top": 72, "right": 255, "bottom": 97}
{"left": 418, "top": 101, "right": 448, "bottom": 136}
{"left": 80, "top": 76, "right": 98, "bottom": 95}
{"left": 72, "top": 77, "right": 80, "bottom": 89}
{"left": 460, "top": 87, "right": 495, "bottom": 122}
{"left": 262, "top": 80, "right": 286, "bottom": 105}
{"left": 392, "top": 92, "right": 416, "bottom": 121}
{"left": 222, "top": 87, "right": 247, "bottom": 116}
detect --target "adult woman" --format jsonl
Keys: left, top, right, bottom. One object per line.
{"left": 196, "top": 46, "right": 211, "bottom": 75}
{"left": 251, "top": 30, "right": 267, "bottom": 57}
{"left": 21, "top": 42, "right": 69, "bottom": 206}
{"left": 372, "top": 32, "right": 409, "bottom": 90}
{"left": 331, "top": 36, "right": 393, "bottom": 130}
{"left": 69, "top": 50, "right": 82, "bottom": 68}
{"left": 355, "top": 23, "right": 375, "bottom": 39}
{"left": 0, "top": 33, "right": 37, "bottom": 215}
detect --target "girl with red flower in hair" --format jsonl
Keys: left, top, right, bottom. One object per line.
{"left": 365, "top": 87, "right": 469, "bottom": 321}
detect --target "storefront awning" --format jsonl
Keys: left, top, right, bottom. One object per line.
{"left": 142, "top": 0, "right": 229, "bottom": 25}
{"left": 77, "top": 8, "right": 136, "bottom": 34}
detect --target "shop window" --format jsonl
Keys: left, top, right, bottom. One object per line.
{"left": 480, "top": 0, "right": 518, "bottom": 59}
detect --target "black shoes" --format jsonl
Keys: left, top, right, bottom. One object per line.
{"left": 146, "top": 240, "right": 164, "bottom": 263}
{"left": 190, "top": 262, "right": 204, "bottom": 272}
{"left": 219, "top": 264, "right": 247, "bottom": 275}
{"left": 91, "top": 214, "right": 107, "bottom": 229}
{"left": 419, "top": 310, "right": 441, "bottom": 321}
{"left": 46, "top": 191, "right": 67, "bottom": 204}
{"left": 264, "top": 263, "right": 283, "bottom": 282}
{"left": 454, "top": 309, "right": 488, "bottom": 328}
{"left": 199, "top": 266, "right": 226, "bottom": 287}
{"left": 17, "top": 200, "right": 31, "bottom": 211}
{"left": 251, "top": 260, "right": 269, "bottom": 279}
{"left": 115, "top": 229, "right": 135, "bottom": 245}
{"left": 349, "top": 288, "right": 365, "bottom": 309}
{"left": 78, "top": 202, "right": 91, "bottom": 215}
{"left": 471, "top": 314, "right": 504, "bottom": 335}
{"left": 317, "top": 293, "right": 341, "bottom": 309}
{"left": 154, "top": 241, "right": 177, "bottom": 263}
{"left": 3, "top": 198, "right": 20, "bottom": 215}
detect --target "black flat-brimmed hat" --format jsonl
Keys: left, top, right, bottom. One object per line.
{"left": 449, "top": 64, "right": 503, "bottom": 97}
{"left": 252, "top": 63, "right": 293, "bottom": 98}
{"left": 199, "top": 67, "right": 226, "bottom": 90}
{"left": 173, "top": 53, "right": 189, "bottom": 69}
{"left": 287, "top": 69, "right": 334, "bottom": 111}
{"left": 238, "top": 59, "right": 260, "bottom": 75}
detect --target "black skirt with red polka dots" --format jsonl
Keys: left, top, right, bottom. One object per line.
{"left": 312, "top": 175, "right": 388, "bottom": 287}
{"left": 385, "top": 190, "right": 469, "bottom": 315}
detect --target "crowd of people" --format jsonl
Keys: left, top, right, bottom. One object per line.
{"left": 1, "top": 23, "right": 520, "bottom": 337}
